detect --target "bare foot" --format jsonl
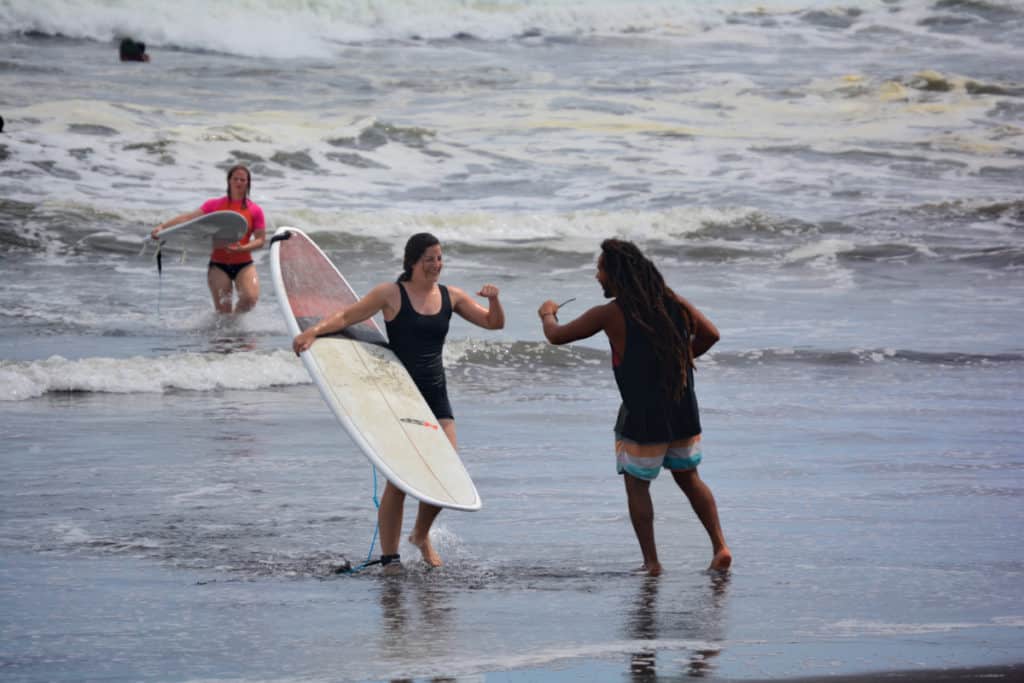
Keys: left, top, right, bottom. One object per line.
{"left": 631, "top": 563, "right": 662, "bottom": 577}
{"left": 409, "top": 534, "right": 443, "bottom": 567}
{"left": 709, "top": 547, "right": 732, "bottom": 572}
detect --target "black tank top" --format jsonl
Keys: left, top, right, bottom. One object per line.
{"left": 385, "top": 282, "right": 452, "bottom": 391}
{"left": 612, "top": 300, "right": 701, "bottom": 443}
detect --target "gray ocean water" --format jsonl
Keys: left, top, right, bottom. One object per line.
{"left": 1, "top": 0, "right": 1023, "bottom": 680}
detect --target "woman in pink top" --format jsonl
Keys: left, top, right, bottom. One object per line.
{"left": 151, "top": 165, "right": 267, "bottom": 313}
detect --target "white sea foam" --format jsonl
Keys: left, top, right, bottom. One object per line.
{"left": 276, "top": 205, "right": 757, "bottom": 252}
{"left": 172, "top": 484, "right": 238, "bottom": 502}
{"left": 0, "top": 0, "right": 905, "bottom": 57}
{"left": 1, "top": 56, "right": 1014, "bottom": 225}
{"left": 0, "top": 350, "right": 309, "bottom": 401}
{"left": 827, "top": 618, "right": 1013, "bottom": 637}
{"left": 53, "top": 521, "right": 94, "bottom": 545}
{"left": 785, "top": 238, "right": 856, "bottom": 262}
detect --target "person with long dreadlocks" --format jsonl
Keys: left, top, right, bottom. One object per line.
{"left": 538, "top": 238, "right": 731, "bottom": 576}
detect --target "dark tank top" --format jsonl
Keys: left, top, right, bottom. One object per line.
{"left": 385, "top": 282, "right": 452, "bottom": 394}
{"left": 612, "top": 299, "right": 701, "bottom": 443}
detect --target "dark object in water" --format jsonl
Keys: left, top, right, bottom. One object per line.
{"left": 119, "top": 38, "right": 149, "bottom": 62}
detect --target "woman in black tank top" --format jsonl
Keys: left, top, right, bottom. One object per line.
{"left": 292, "top": 232, "right": 505, "bottom": 570}
{"left": 386, "top": 280, "right": 454, "bottom": 420}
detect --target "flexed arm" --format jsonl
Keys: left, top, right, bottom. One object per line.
{"left": 452, "top": 284, "right": 505, "bottom": 330}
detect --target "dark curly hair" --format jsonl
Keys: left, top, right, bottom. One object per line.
{"left": 600, "top": 238, "right": 694, "bottom": 400}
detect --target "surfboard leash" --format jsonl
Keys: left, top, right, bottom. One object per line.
{"left": 335, "top": 466, "right": 390, "bottom": 575}
{"left": 138, "top": 237, "right": 165, "bottom": 276}
{"left": 155, "top": 239, "right": 164, "bottom": 316}
{"left": 139, "top": 238, "right": 164, "bottom": 316}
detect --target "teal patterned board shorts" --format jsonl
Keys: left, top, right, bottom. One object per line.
{"left": 615, "top": 434, "right": 703, "bottom": 481}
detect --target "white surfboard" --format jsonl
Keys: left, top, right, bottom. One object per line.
{"left": 269, "top": 226, "right": 481, "bottom": 512}
{"left": 152, "top": 210, "right": 248, "bottom": 252}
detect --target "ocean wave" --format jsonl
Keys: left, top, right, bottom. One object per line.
{"left": 711, "top": 347, "right": 1024, "bottom": 367}
{"left": 0, "top": 193, "right": 762, "bottom": 257}
{"left": 447, "top": 341, "right": 1024, "bottom": 372}
{"left": 2, "top": 45, "right": 1020, "bottom": 226}
{"left": 0, "top": 343, "right": 606, "bottom": 402}
{"left": 444, "top": 338, "right": 607, "bottom": 370}
{"left": 5, "top": 192, "right": 1023, "bottom": 274}
{"left": 0, "top": 0, "right": 956, "bottom": 58}
{"left": 928, "top": 0, "right": 1023, "bottom": 25}
{"left": 0, "top": 350, "right": 308, "bottom": 401}
{"left": 2, "top": 342, "right": 1020, "bottom": 402}
{"left": 0, "top": 0, "right": 715, "bottom": 57}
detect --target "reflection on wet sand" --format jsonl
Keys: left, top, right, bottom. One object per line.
{"left": 625, "top": 571, "right": 730, "bottom": 680}
{"left": 377, "top": 572, "right": 456, "bottom": 682}
{"left": 628, "top": 576, "right": 660, "bottom": 681}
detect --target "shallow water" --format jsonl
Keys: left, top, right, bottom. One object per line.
{"left": 3, "top": 352, "right": 1022, "bottom": 680}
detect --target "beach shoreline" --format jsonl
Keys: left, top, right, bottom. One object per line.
{"left": 739, "top": 664, "right": 1024, "bottom": 683}
{"left": 484, "top": 662, "right": 1024, "bottom": 683}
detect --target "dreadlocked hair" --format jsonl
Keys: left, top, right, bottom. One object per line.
{"left": 600, "top": 238, "right": 695, "bottom": 402}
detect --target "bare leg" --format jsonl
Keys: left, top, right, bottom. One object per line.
{"left": 378, "top": 481, "right": 405, "bottom": 557}
{"left": 623, "top": 473, "right": 661, "bottom": 577}
{"left": 671, "top": 469, "right": 732, "bottom": 571}
{"left": 207, "top": 266, "right": 234, "bottom": 313}
{"left": 409, "top": 502, "right": 443, "bottom": 567}
{"left": 439, "top": 419, "right": 457, "bottom": 451}
{"left": 233, "top": 264, "right": 259, "bottom": 313}
{"left": 407, "top": 418, "right": 456, "bottom": 567}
